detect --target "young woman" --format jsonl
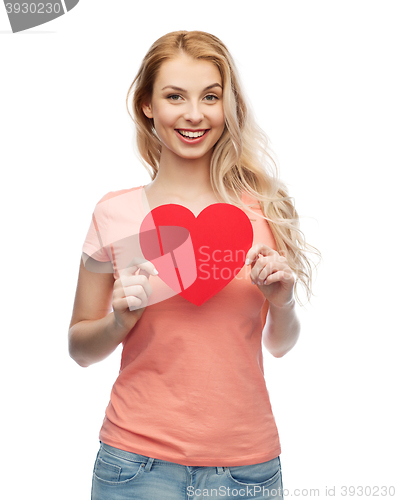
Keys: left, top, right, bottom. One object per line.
{"left": 69, "top": 30, "right": 319, "bottom": 500}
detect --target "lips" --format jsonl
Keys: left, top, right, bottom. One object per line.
{"left": 176, "top": 129, "right": 209, "bottom": 137}
{"left": 175, "top": 129, "right": 210, "bottom": 143}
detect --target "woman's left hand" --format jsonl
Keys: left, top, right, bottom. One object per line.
{"left": 245, "top": 243, "right": 295, "bottom": 308}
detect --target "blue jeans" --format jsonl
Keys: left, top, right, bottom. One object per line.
{"left": 91, "top": 442, "right": 284, "bottom": 499}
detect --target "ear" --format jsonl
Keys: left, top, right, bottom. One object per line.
{"left": 142, "top": 100, "right": 153, "bottom": 119}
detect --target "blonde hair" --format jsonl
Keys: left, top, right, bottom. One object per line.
{"left": 126, "top": 30, "right": 321, "bottom": 305}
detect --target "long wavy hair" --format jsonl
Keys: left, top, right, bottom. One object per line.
{"left": 126, "top": 30, "right": 321, "bottom": 305}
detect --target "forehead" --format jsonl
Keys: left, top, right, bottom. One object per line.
{"left": 154, "top": 54, "right": 222, "bottom": 90}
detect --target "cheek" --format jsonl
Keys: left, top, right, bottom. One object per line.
{"left": 155, "top": 105, "right": 176, "bottom": 128}
{"left": 212, "top": 107, "right": 225, "bottom": 128}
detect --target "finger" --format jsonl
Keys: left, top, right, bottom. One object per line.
{"left": 257, "top": 260, "right": 279, "bottom": 284}
{"left": 261, "top": 269, "right": 294, "bottom": 286}
{"left": 114, "top": 287, "right": 149, "bottom": 312}
{"left": 119, "top": 271, "right": 151, "bottom": 288}
{"left": 251, "top": 253, "right": 291, "bottom": 281}
{"left": 126, "top": 294, "right": 146, "bottom": 311}
{"left": 136, "top": 260, "right": 159, "bottom": 276}
{"left": 119, "top": 272, "right": 136, "bottom": 287}
{"left": 139, "top": 269, "right": 149, "bottom": 279}
{"left": 250, "top": 254, "right": 269, "bottom": 282}
{"left": 113, "top": 295, "right": 145, "bottom": 312}
{"left": 120, "top": 260, "right": 159, "bottom": 278}
{"left": 118, "top": 278, "right": 153, "bottom": 300}
{"left": 245, "top": 243, "right": 276, "bottom": 265}
{"left": 251, "top": 255, "right": 266, "bottom": 283}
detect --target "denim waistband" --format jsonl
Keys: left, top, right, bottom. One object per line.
{"left": 99, "top": 441, "right": 226, "bottom": 474}
{"left": 100, "top": 442, "right": 152, "bottom": 463}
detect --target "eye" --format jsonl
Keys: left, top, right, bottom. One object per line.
{"left": 167, "top": 94, "right": 182, "bottom": 101}
{"left": 204, "top": 94, "right": 219, "bottom": 102}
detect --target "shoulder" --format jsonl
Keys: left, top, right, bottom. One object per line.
{"left": 95, "top": 186, "right": 143, "bottom": 205}
{"left": 241, "top": 190, "right": 263, "bottom": 214}
{"left": 90, "top": 186, "right": 144, "bottom": 229}
{"left": 87, "top": 186, "right": 145, "bottom": 253}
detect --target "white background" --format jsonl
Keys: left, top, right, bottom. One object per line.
{"left": 1, "top": 1, "right": 396, "bottom": 498}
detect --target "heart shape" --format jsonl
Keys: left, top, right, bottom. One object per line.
{"left": 139, "top": 204, "right": 253, "bottom": 306}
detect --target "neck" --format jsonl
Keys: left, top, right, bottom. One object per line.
{"left": 152, "top": 147, "right": 214, "bottom": 198}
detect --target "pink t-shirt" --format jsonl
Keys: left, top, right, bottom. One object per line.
{"left": 82, "top": 186, "right": 281, "bottom": 466}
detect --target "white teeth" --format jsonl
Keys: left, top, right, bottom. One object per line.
{"left": 178, "top": 130, "right": 206, "bottom": 138}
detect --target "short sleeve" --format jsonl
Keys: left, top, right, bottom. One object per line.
{"left": 82, "top": 194, "right": 112, "bottom": 263}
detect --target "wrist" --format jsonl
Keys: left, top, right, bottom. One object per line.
{"left": 268, "top": 297, "right": 296, "bottom": 311}
{"left": 110, "top": 312, "right": 133, "bottom": 340}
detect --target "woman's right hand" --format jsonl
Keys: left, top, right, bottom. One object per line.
{"left": 112, "top": 259, "right": 158, "bottom": 333}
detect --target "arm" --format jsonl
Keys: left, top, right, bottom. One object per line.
{"left": 68, "top": 258, "right": 130, "bottom": 367}
{"left": 261, "top": 299, "right": 300, "bottom": 358}
{"left": 68, "top": 257, "right": 156, "bottom": 367}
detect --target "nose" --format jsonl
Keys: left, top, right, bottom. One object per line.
{"left": 183, "top": 102, "right": 204, "bottom": 124}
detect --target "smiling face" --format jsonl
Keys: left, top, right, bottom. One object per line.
{"left": 142, "top": 53, "right": 225, "bottom": 164}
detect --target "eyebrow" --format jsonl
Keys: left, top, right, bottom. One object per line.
{"left": 161, "top": 83, "right": 223, "bottom": 92}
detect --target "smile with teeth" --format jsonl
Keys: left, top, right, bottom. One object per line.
{"left": 177, "top": 129, "right": 208, "bottom": 138}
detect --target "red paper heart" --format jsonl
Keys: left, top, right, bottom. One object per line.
{"left": 139, "top": 204, "right": 253, "bottom": 306}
